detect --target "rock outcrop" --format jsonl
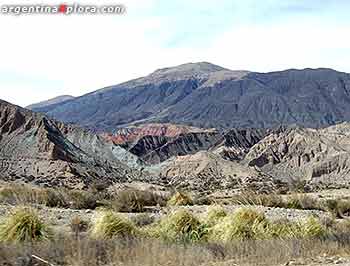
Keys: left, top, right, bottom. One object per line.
{"left": 0, "top": 100, "right": 142, "bottom": 189}
{"left": 104, "top": 123, "right": 215, "bottom": 145}
{"left": 245, "top": 123, "right": 350, "bottom": 189}
{"left": 210, "top": 128, "right": 266, "bottom": 161}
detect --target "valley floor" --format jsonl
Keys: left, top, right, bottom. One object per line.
{"left": 1, "top": 183, "right": 350, "bottom": 265}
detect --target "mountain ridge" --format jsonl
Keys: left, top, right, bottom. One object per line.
{"left": 0, "top": 99, "right": 142, "bottom": 189}
{"left": 27, "top": 95, "right": 75, "bottom": 109}
{"left": 31, "top": 62, "right": 350, "bottom": 132}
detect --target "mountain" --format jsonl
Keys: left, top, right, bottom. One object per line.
{"left": 4, "top": 96, "right": 350, "bottom": 192}
{"left": 27, "top": 95, "right": 75, "bottom": 113}
{"left": 0, "top": 99, "right": 142, "bottom": 189}
{"left": 0, "top": 98, "right": 281, "bottom": 192}
{"left": 35, "top": 62, "right": 350, "bottom": 132}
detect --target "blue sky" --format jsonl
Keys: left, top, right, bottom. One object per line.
{"left": 1, "top": 0, "right": 350, "bottom": 106}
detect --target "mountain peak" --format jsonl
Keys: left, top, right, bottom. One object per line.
{"left": 151, "top": 62, "right": 228, "bottom": 77}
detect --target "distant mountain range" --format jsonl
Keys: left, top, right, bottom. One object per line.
{"left": 5, "top": 62, "right": 350, "bottom": 192}
{"left": 3, "top": 98, "right": 350, "bottom": 191}
{"left": 29, "top": 62, "right": 350, "bottom": 132}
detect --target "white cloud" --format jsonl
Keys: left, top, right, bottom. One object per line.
{"left": 206, "top": 22, "right": 350, "bottom": 72}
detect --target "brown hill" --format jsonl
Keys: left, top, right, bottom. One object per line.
{"left": 0, "top": 100, "right": 142, "bottom": 189}
{"left": 245, "top": 123, "right": 350, "bottom": 189}
{"left": 150, "top": 151, "right": 285, "bottom": 193}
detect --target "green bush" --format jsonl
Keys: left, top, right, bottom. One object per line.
{"left": 274, "top": 217, "right": 326, "bottom": 239}
{"left": 0, "top": 207, "right": 52, "bottom": 243}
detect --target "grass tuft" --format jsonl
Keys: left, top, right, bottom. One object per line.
{"left": 90, "top": 211, "right": 136, "bottom": 239}
{"left": 152, "top": 209, "right": 206, "bottom": 243}
{"left": 209, "top": 208, "right": 268, "bottom": 241}
{"left": 205, "top": 205, "right": 227, "bottom": 226}
{"left": 0, "top": 207, "right": 52, "bottom": 243}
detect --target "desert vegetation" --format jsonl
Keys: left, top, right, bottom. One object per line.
{"left": 0, "top": 183, "right": 168, "bottom": 211}
{"left": 0, "top": 204, "right": 350, "bottom": 265}
{"left": 0, "top": 207, "right": 52, "bottom": 243}
{"left": 2, "top": 183, "right": 350, "bottom": 265}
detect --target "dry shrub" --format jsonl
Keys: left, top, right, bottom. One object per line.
{"left": 45, "top": 188, "right": 70, "bottom": 208}
{"left": 229, "top": 192, "right": 322, "bottom": 211}
{"left": 112, "top": 189, "right": 167, "bottom": 213}
{"left": 0, "top": 185, "right": 47, "bottom": 205}
{"left": 70, "top": 216, "right": 90, "bottom": 236}
{"left": 67, "top": 190, "right": 98, "bottom": 210}
{"left": 0, "top": 232, "right": 350, "bottom": 266}
{"left": 230, "top": 192, "right": 284, "bottom": 208}
{"left": 0, "top": 207, "right": 52, "bottom": 243}
{"left": 193, "top": 194, "right": 214, "bottom": 205}
{"left": 0, "top": 184, "right": 167, "bottom": 212}
{"left": 323, "top": 199, "right": 350, "bottom": 218}
{"left": 285, "top": 194, "right": 321, "bottom": 210}
{"left": 167, "top": 192, "right": 193, "bottom": 206}
{"left": 0, "top": 185, "right": 99, "bottom": 210}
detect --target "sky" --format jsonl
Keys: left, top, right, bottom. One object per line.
{"left": 1, "top": 0, "right": 350, "bottom": 107}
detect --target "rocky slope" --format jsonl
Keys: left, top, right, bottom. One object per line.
{"left": 127, "top": 131, "right": 222, "bottom": 164}
{"left": 104, "top": 123, "right": 215, "bottom": 145}
{"left": 125, "top": 121, "right": 350, "bottom": 190}
{"left": 104, "top": 124, "right": 265, "bottom": 165}
{"left": 147, "top": 151, "right": 286, "bottom": 192}
{"left": 0, "top": 100, "right": 279, "bottom": 192}
{"left": 0, "top": 100, "right": 142, "bottom": 189}
{"left": 245, "top": 123, "right": 350, "bottom": 189}
{"left": 8, "top": 93, "right": 350, "bottom": 192}
{"left": 27, "top": 95, "right": 75, "bottom": 113}
{"left": 210, "top": 128, "right": 266, "bottom": 161}
{"left": 35, "top": 62, "right": 350, "bottom": 131}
